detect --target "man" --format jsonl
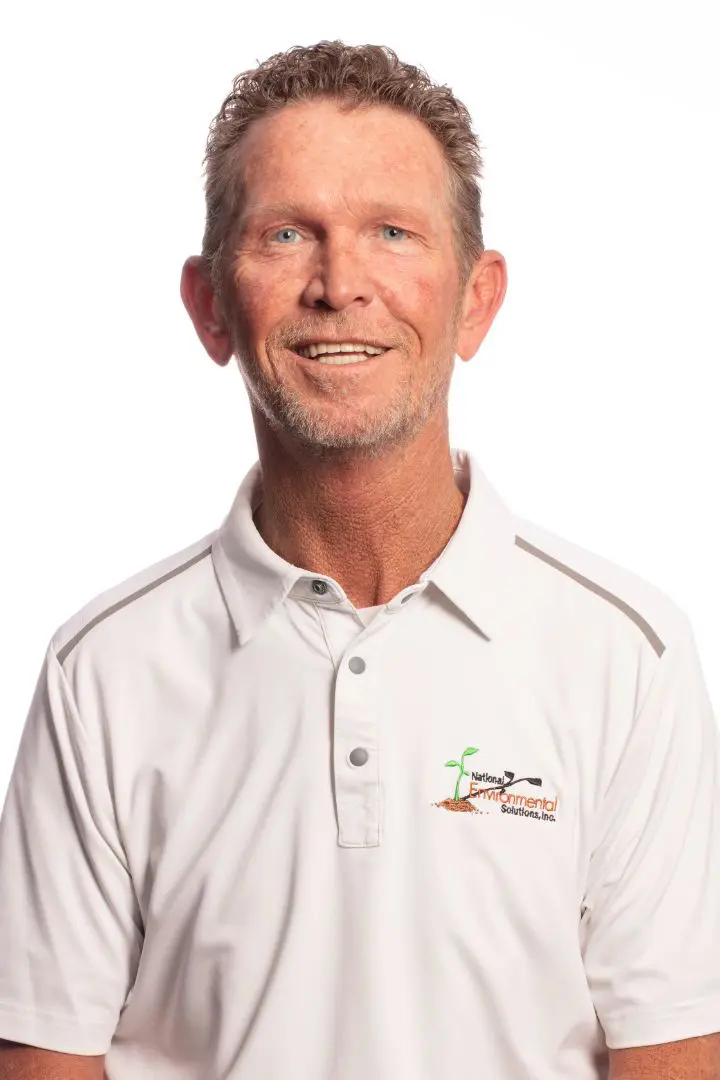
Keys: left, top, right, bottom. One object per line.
{"left": 0, "top": 39, "right": 718, "bottom": 1080}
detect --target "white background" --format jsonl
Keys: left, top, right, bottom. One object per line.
{"left": 1, "top": 0, "right": 718, "bottom": 797}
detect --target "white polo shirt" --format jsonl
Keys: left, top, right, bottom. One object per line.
{"left": 1, "top": 446, "right": 719, "bottom": 1079}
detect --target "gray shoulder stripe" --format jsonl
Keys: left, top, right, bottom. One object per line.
{"left": 514, "top": 535, "right": 665, "bottom": 657}
{"left": 56, "top": 545, "right": 214, "bottom": 667}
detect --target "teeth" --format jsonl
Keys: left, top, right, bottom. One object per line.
{"left": 296, "top": 342, "right": 387, "bottom": 360}
{"left": 307, "top": 353, "right": 377, "bottom": 365}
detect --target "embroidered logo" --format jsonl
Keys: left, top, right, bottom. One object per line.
{"left": 434, "top": 746, "right": 559, "bottom": 822}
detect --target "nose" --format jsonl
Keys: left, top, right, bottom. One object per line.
{"left": 301, "top": 232, "right": 375, "bottom": 311}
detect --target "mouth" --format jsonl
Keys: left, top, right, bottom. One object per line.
{"left": 290, "top": 346, "right": 391, "bottom": 367}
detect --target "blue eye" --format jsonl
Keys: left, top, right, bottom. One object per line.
{"left": 383, "top": 225, "right": 408, "bottom": 241}
{"left": 273, "top": 228, "right": 299, "bottom": 243}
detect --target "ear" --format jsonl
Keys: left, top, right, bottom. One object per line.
{"left": 180, "top": 256, "right": 234, "bottom": 367}
{"left": 454, "top": 250, "right": 508, "bottom": 363}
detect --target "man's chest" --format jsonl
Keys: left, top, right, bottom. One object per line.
{"left": 105, "top": 612, "right": 623, "bottom": 1075}
{"left": 111, "top": 606, "right": 624, "bottom": 936}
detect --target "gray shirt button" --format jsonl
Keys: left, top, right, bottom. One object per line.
{"left": 311, "top": 579, "right": 328, "bottom": 595}
{"left": 348, "top": 656, "right": 366, "bottom": 674}
{"left": 349, "top": 747, "right": 369, "bottom": 767}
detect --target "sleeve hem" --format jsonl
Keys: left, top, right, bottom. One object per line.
{"left": 603, "top": 997, "right": 720, "bottom": 1049}
{"left": 0, "top": 1002, "right": 113, "bottom": 1056}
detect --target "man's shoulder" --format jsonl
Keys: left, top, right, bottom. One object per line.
{"left": 51, "top": 530, "right": 219, "bottom": 669}
{"left": 509, "top": 512, "right": 689, "bottom": 657}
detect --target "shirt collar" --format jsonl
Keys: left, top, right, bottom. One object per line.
{"left": 212, "top": 446, "right": 517, "bottom": 647}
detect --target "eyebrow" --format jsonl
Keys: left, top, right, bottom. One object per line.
{"left": 238, "top": 199, "right": 431, "bottom": 232}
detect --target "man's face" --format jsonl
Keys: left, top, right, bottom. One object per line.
{"left": 219, "top": 98, "right": 469, "bottom": 457}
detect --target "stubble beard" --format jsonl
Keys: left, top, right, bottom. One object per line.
{"left": 228, "top": 305, "right": 463, "bottom": 462}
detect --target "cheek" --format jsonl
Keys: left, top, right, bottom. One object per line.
{"left": 379, "top": 265, "right": 437, "bottom": 321}
{"left": 417, "top": 274, "right": 440, "bottom": 311}
{"left": 410, "top": 272, "right": 457, "bottom": 345}
{"left": 233, "top": 262, "right": 269, "bottom": 309}
{"left": 231, "top": 266, "right": 291, "bottom": 337}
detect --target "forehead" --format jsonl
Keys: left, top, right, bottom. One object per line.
{"left": 234, "top": 99, "right": 450, "bottom": 223}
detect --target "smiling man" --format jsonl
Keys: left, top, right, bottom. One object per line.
{"left": 1, "top": 40, "right": 719, "bottom": 1080}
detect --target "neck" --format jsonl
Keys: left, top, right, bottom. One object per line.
{"left": 250, "top": 414, "right": 466, "bottom": 609}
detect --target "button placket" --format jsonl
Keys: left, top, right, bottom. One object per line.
{"left": 333, "top": 648, "right": 382, "bottom": 848}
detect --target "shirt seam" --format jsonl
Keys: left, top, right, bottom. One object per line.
{"left": 0, "top": 998, "right": 112, "bottom": 1026}
{"left": 603, "top": 993, "right": 720, "bottom": 1024}
{"left": 313, "top": 604, "right": 338, "bottom": 671}
{"left": 583, "top": 613, "right": 692, "bottom": 903}
{"left": 47, "top": 640, "right": 135, "bottom": 880}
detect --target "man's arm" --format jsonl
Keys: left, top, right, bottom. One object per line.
{"left": 0, "top": 644, "right": 141, "bottom": 1067}
{"left": 608, "top": 1033, "right": 720, "bottom": 1079}
{"left": 0, "top": 1038, "right": 105, "bottom": 1079}
{"left": 580, "top": 614, "right": 720, "bottom": 1061}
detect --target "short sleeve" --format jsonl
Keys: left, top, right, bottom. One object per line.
{"left": 580, "top": 613, "right": 720, "bottom": 1049}
{"left": 0, "top": 641, "right": 143, "bottom": 1054}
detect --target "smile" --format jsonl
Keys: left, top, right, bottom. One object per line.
{"left": 292, "top": 347, "right": 391, "bottom": 367}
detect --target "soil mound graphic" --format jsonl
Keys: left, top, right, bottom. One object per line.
{"left": 435, "top": 798, "right": 479, "bottom": 813}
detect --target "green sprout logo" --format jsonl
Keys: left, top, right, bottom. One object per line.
{"left": 445, "top": 746, "right": 479, "bottom": 800}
